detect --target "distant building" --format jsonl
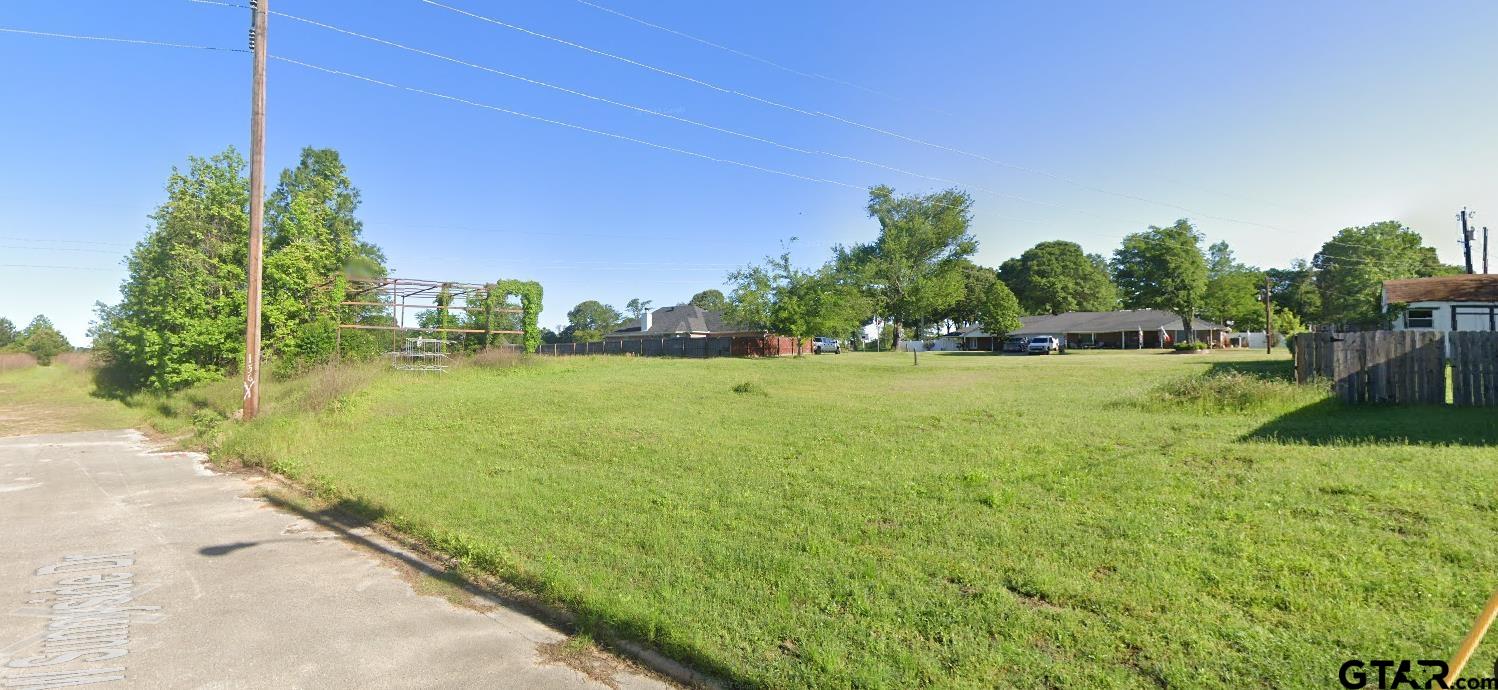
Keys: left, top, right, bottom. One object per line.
{"left": 1383, "top": 275, "right": 1498, "bottom": 332}
{"left": 604, "top": 304, "right": 763, "bottom": 340}
{"left": 960, "top": 309, "right": 1227, "bottom": 350}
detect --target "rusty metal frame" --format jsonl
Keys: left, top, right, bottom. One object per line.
{"left": 335, "top": 276, "right": 523, "bottom": 364}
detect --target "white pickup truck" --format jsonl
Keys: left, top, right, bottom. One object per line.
{"left": 812, "top": 337, "right": 841, "bottom": 354}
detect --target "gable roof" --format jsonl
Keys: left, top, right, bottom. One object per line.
{"left": 1012, "top": 309, "right": 1224, "bottom": 334}
{"left": 1383, "top": 275, "right": 1498, "bottom": 304}
{"left": 607, "top": 304, "right": 761, "bottom": 337}
{"left": 959, "top": 310, "right": 1225, "bottom": 337}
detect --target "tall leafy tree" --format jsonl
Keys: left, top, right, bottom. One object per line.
{"left": 22, "top": 315, "right": 71, "bottom": 365}
{"left": 1111, "top": 219, "right": 1208, "bottom": 339}
{"left": 1201, "top": 241, "right": 1267, "bottom": 331}
{"left": 624, "top": 298, "right": 654, "bottom": 324}
{"left": 975, "top": 280, "right": 1022, "bottom": 346}
{"left": 998, "top": 240, "right": 1117, "bottom": 315}
{"left": 1313, "top": 221, "right": 1453, "bottom": 327}
{"left": 837, "top": 185, "right": 976, "bottom": 346}
{"left": 93, "top": 148, "right": 250, "bottom": 391}
{"left": 726, "top": 243, "right": 870, "bottom": 344}
{"left": 688, "top": 289, "right": 727, "bottom": 312}
{"left": 0, "top": 317, "right": 16, "bottom": 348}
{"left": 935, "top": 259, "right": 999, "bottom": 328}
{"left": 263, "top": 147, "right": 386, "bottom": 367}
{"left": 1265, "top": 259, "right": 1322, "bottom": 325}
{"left": 566, "top": 300, "right": 622, "bottom": 342}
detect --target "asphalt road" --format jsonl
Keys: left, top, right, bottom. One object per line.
{"left": 0, "top": 429, "right": 670, "bottom": 689}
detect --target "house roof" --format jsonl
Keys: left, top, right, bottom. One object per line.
{"left": 606, "top": 304, "right": 760, "bottom": 337}
{"left": 1383, "top": 275, "right": 1498, "bottom": 304}
{"left": 1013, "top": 309, "right": 1223, "bottom": 334}
{"left": 952, "top": 310, "right": 1226, "bottom": 338}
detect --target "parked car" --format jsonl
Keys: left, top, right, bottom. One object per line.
{"left": 1001, "top": 335, "right": 1028, "bottom": 353}
{"left": 1026, "top": 336, "right": 1060, "bottom": 354}
{"left": 812, "top": 337, "right": 841, "bottom": 354}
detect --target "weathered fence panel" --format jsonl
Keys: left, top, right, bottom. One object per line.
{"left": 1293, "top": 330, "right": 1490, "bottom": 405}
{"left": 535, "top": 335, "right": 802, "bottom": 359}
{"left": 1450, "top": 331, "right": 1498, "bottom": 406}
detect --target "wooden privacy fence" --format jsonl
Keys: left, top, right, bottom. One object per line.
{"left": 1294, "top": 331, "right": 1498, "bottom": 405}
{"left": 534, "top": 335, "right": 804, "bottom": 358}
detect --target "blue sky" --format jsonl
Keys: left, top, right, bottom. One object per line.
{"left": 2, "top": 0, "right": 1496, "bottom": 343}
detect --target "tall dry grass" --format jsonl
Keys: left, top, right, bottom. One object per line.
{"left": 53, "top": 351, "right": 94, "bottom": 369}
{"left": 463, "top": 346, "right": 525, "bottom": 369}
{"left": 0, "top": 352, "right": 37, "bottom": 373}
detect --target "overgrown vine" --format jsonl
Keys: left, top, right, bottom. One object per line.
{"left": 489, "top": 279, "right": 543, "bottom": 352}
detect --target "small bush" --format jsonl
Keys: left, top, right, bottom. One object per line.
{"left": 732, "top": 381, "right": 765, "bottom": 395}
{"left": 1155, "top": 371, "right": 1320, "bottom": 414}
{"left": 1172, "top": 342, "right": 1209, "bottom": 351}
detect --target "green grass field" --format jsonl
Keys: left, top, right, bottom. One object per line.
{"left": 205, "top": 350, "right": 1498, "bottom": 688}
{"left": 6, "top": 350, "right": 1498, "bottom": 688}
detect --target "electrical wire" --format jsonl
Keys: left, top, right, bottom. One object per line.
{"left": 186, "top": 2, "right": 1070, "bottom": 218}
{"left": 0, "top": 26, "right": 246, "bottom": 53}
{"left": 418, "top": 0, "right": 1334, "bottom": 241}
{"left": 571, "top": 0, "right": 919, "bottom": 108}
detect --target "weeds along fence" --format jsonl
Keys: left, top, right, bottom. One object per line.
{"left": 1294, "top": 331, "right": 1498, "bottom": 405}
{"left": 534, "top": 335, "right": 804, "bottom": 358}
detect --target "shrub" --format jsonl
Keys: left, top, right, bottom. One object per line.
{"left": 1172, "top": 342, "right": 1209, "bottom": 351}
{"left": 732, "top": 381, "right": 765, "bottom": 395}
{"left": 1155, "top": 371, "right": 1320, "bottom": 414}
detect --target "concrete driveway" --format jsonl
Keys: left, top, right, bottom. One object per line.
{"left": 0, "top": 429, "right": 672, "bottom": 689}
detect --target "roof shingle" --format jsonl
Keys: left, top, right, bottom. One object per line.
{"left": 1383, "top": 275, "right": 1498, "bottom": 304}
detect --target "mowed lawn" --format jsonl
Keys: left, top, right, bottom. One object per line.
{"left": 210, "top": 351, "right": 1498, "bottom": 686}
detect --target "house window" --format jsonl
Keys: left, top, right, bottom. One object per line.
{"left": 1405, "top": 308, "right": 1435, "bottom": 329}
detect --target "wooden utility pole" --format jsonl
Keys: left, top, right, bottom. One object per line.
{"left": 241, "top": 0, "right": 267, "bottom": 420}
{"left": 1460, "top": 207, "right": 1475, "bottom": 275}
{"left": 1263, "top": 275, "right": 1273, "bottom": 354}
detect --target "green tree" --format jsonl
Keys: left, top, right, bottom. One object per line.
{"left": 935, "top": 259, "right": 999, "bottom": 327}
{"left": 1272, "top": 307, "right": 1305, "bottom": 350}
{"left": 566, "top": 300, "right": 622, "bottom": 342}
{"left": 93, "top": 148, "right": 250, "bottom": 392}
{"left": 624, "top": 298, "right": 653, "bottom": 324}
{"left": 263, "top": 147, "right": 386, "bottom": 369}
{"left": 836, "top": 185, "right": 976, "bottom": 347}
{"left": 0, "top": 317, "right": 16, "bottom": 348}
{"left": 1266, "top": 260, "right": 1322, "bottom": 325}
{"left": 726, "top": 243, "right": 870, "bottom": 346}
{"left": 1201, "top": 241, "right": 1267, "bottom": 331}
{"left": 22, "top": 315, "right": 71, "bottom": 365}
{"left": 688, "top": 289, "right": 727, "bottom": 312}
{"left": 998, "top": 240, "right": 1117, "bottom": 315}
{"left": 1313, "top": 221, "right": 1450, "bottom": 327}
{"left": 1111, "top": 219, "right": 1209, "bottom": 339}
{"left": 975, "top": 279, "right": 1022, "bottom": 348}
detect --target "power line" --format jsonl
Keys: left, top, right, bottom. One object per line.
{"left": 190, "top": 3, "right": 1071, "bottom": 218}
{"left": 0, "top": 263, "right": 116, "bottom": 271}
{"left": 0, "top": 244, "right": 118, "bottom": 254}
{"left": 271, "top": 56, "right": 869, "bottom": 192}
{"left": 0, "top": 235, "right": 129, "bottom": 247}
{"left": 419, "top": 0, "right": 1325, "bottom": 240}
{"left": 0, "top": 26, "right": 247, "bottom": 53}
{"left": 571, "top": 0, "right": 914, "bottom": 107}
{"left": 2, "top": 18, "right": 1436, "bottom": 266}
